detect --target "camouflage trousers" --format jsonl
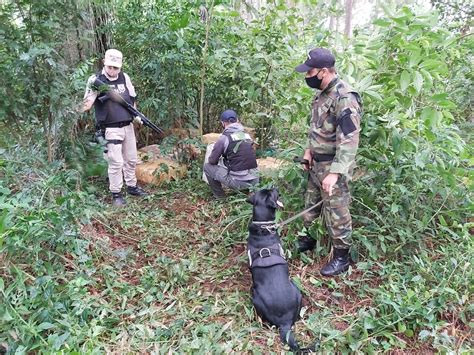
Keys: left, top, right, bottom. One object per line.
{"left": 303, "top": 162, "right": 352, "bottom": 249}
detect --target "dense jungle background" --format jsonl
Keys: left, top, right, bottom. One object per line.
{"left": 0, "top": 0, "right": 472, "bottom": 353}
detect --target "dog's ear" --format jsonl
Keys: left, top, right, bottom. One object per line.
{"left": 246, "top": 193, "right": 255, "bottom": 205}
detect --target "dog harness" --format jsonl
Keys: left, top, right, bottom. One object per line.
{"left": 248, "top": 242, "right": 286, "bottom": 269}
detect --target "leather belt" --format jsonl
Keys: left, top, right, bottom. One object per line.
{"left": 105, "top": 121, "right": 132, "bottom": 128}
{"left": 313, "top": 154, "right": 335, "bottom": 162}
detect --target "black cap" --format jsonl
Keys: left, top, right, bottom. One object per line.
{"left": 295, "top": 48, "right": 336, "bottom": 73}
{"left": 220, "top": 109, "right": 238, "bottom": 122}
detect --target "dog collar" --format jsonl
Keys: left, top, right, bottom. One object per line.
{"left": 251, "top": 220, "right": 275, "bottom": 225}
{"left": 251, "top": 220, "right": 278, "bottom": 233}
{"left": 252, "top": 200, "right": 325, "bottom": 232}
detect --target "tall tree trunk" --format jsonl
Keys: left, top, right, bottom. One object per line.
{"left": 91, "top": 1, "right": 112, "bottom": 64}
{"left": 371, "top": 0, "right": 380, "bottom": 23}
{"left": 329, "top": 15, "right": 336, "bottom": 32}
{"left": 329, "top": 0, "right": 338, "bottom": 33}
{"left": 344, "top": 0, "right": 353, "bottom": 37}
{"left": 199, "top": 2, "right": 214, "bottom": 137}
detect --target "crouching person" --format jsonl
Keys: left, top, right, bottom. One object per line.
{"left": 203, "top": 109, "right": 259, "bottom": 199}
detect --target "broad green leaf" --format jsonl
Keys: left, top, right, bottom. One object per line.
{"left": 420, "top": 59, "right": 443, "bottom": 71}
{"left": 373, "top": 19, "right": 392, "bottom": 27}
{"left": 400, "top": 70, "right": 410, "bottom": 92}
{"left": 391, "top": 203, "right": 399, "bottom": 213}
{"left": 38, "top": 322, "right": 56, "bottom": 330}
{"left": 414, "top": 152, "right": 426, "bottom": 168}
{"left": 1, "top": 308, "right": 12, "bottom": 321}
{"left": 438, "top": 215, "right": 447, "bottom": 226}
{"left": 364, "top": 317, "right": 376, "bottom": 329}
{"left": 365, "top": 90, "right": 383, "bottom": 101}
{"left": 170, "top": 14, "right": 190, "bottom": 30}
{"left": 430, "top": 93, "right": 448, "bottom": 102}
{"left": 413, "top": 71, "right": 423, "bottom": 93}
{"left": 53, "top": 332, "right": 70, "bottom": 349}
{"left": 357, "top": 75, "right": 373, "bottom": 91}
{"left": 437, "top": 100, "right": 456, "bottom": 109}
{"left": 391, "top": 132, "right": 404, "bottom": 156}
{"left": 425, "top": 110, "right": 442, "bottom": 128}
{"left": 398, "top": 322, "right": 407, "bottom": 332}
{"left": 408, "top": 50, "right": 421, "bottom": 67}
{"left": 420, "top": 107, "right": 436, "bottom": 122}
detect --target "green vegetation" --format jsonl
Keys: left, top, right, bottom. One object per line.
{"left": 0, "top": 0, "right": 472, "bottom": 353}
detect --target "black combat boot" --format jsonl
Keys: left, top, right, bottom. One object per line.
{"left": 297, "top": 234, "right": 316, "bottom": 253}
{"left": 112, "top": 192, "right": 126, "bottom": 207}
{"left": 127, "top": 185, "right": 148, "bottom": 197}
{"left": 320, "top": 248, "right": 351, "bottom": 276}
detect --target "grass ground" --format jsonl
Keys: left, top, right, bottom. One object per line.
{"left": 72, "top": 174, "right": 472, "bottom": 353}
{"left": 0, "top": 142, "right": 471, "bottom": 353}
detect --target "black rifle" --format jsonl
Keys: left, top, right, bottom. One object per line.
{"left": 92, "top": 78, "right": 164, "bottom": 135}
{"left": 293, "top": 156, "right": 310, "bottom": 169}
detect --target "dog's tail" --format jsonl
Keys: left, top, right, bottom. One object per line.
{"left": 279, "top": 326, "right": 319, "bottom": 354}
{"left": 279, "top": 326, "right": 299, "bottom": 352}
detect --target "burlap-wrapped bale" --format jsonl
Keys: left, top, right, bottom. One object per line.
{"left": 257, "top": 157, "right": 289, "bottom": 177}
{"left": 136, "top": 145, "right": 186, "bottom": 186}
{"left": 202, "top": 133, "right": 221, "bottom": 145}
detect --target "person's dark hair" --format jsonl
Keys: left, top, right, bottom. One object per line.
{"left": 327, "top": 67, "right": 336, "bottom": 74}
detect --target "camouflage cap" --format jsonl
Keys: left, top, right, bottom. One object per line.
{"left": 295, "top": 48, "right": 335, "bottom": 73}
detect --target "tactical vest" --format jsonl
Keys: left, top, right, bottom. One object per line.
{"left": 222, "top": 131, "right": 258, "bottom": 171}
{"left": 94, "top": 72, "right": 133, "bottom": 127}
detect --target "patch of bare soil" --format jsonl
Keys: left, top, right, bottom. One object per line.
{"left": 81, "top": 218, "right": 158, "bottom": 285}
{"left": 389, "top": 336, "right": 436, "bottom": 354}
{"left": 81, "top": 191, "right": 234, "bottom": 286}
{"left": 155, "top": 191, "right": 228, "bottom": 237}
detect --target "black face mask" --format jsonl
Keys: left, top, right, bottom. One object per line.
{"left": 305, "top": 70, "right": 323, "bottom": 89}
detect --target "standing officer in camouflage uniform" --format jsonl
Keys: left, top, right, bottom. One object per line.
{"left": 294, "top": 48, "right": 362, "bottom": 276}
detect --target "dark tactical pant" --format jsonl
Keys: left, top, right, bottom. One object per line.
{"left": 204, "top": 163, "right": 259, "bottom": 198}
{"left": 303, "top": 161, "right": 352, "bottom": 249}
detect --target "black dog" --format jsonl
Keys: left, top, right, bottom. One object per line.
{"left": 246, "top": 189, "right": 303, "bottom": 351}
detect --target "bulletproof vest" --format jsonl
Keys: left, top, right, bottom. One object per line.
{"left": 222, "top": 131, "right": 258, "bottom": 171}
{"left": 94, "top": 72, "right": 133, "bottom": 127}
{"left": 247, "top": 242, "right": 287, "bottom": 269}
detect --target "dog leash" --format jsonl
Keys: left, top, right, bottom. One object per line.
{"left": 252, "top": 200, "right": 324, "bottom": 233}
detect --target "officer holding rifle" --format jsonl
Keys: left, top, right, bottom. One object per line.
{"left": 82, "top": 48, "right": 148, "bottom": 207}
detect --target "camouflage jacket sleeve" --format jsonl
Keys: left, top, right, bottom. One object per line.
{"left": 330, "top": 93, "right": 362, "bottom": 177}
